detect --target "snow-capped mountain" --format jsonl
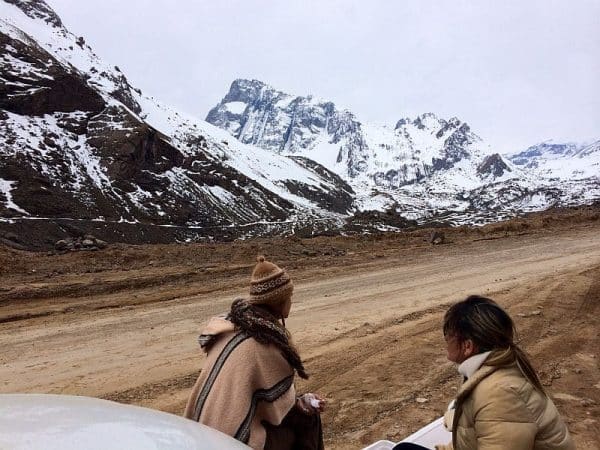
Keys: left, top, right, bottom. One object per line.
{"left": 1, "top": 0, "right": 598, "bottom": 248}
{"left": 208, "top": 79, "right": 599, "bottom": 222}
{"left": 207, "top": 79, "right": 513, "bottom": 187}
{"left": 508, "top": 140, "right": 600, "bottom": 179}
{"left": 0, "top": 0, "right": 354, "bottom": 246}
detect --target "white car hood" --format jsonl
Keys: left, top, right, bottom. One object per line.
{"left": 0, "top": 394, "right": 249, "bottom": 450}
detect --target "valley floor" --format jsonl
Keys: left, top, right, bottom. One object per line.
{"left": 1, "top": 210, "right": 599, "bottom": 448}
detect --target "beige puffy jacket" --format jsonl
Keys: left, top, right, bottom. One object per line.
{"left": 436, "top": 363, "right": 574, "bottom": 450}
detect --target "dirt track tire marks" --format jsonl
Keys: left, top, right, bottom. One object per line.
{"left": 298, "top": 309, "right": 453, "bottom": 446}
{"left": 2, "top": 223, "right": 600, "bottom": 449}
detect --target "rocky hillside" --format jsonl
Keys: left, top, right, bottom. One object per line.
{"left": 0, "top": 0, "right": 355, "bottom": 248}
{"left": 1, "top": 1, "right": 598, "bottom": 250}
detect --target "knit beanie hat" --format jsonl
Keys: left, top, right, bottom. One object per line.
{"left": 249, "top": 255, "right": 293, "bottom": 307}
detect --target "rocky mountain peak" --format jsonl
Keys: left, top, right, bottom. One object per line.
{"left": 4, "top": 0, "right": 62, "bottom": 27}
{"left": 207, "top": 80, "right": 501, "bottom": 188}
{"left": 412, "top": 112, "right": 442, "bottom": 130}
{"left": 223, "top": 78, "right": 271, "bottom": 104}
{"left": 395, "top": 113, "right": 464, "bottom": 139}
{"left": 394, "top": 117, "right": 410, "bottom": 128}
{"left": 2, "top": 2, "right": 598, "bottom": 246}
{"left": 477, "top": 153, "right": 511, "bottom": 178}
{"left": 206, "top": 79, "right": 355, "bottom": 157}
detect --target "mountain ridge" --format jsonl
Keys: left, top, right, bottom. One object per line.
{"left": 1, "top": 1, "right": 599, "bottom": 249}
{"left": 0, "top": 0, "right": 356, "bottom": 248}
{"left": 206, "top": 77, "right": 599, "bottom": 223}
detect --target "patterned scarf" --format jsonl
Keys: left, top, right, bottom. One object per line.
{"left": 227, "top": 298, "right": 309, "bottom": 379}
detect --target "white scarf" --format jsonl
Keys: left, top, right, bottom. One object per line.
{"left": 445, "top": 351, "right": 493, "bottom": 415}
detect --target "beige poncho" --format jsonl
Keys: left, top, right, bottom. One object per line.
{"left": 184, "top": 317, "right": 296, "bottom": 449}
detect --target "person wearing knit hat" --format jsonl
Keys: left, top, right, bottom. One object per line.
{"left": 184, "top": 256, "right": 325, "bottom": 450}
{"left": 249, "top": 256, "right": 293, "bottom": 306}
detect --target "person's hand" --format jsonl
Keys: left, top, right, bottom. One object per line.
{"left": 296, "top": 393, "right": 326, "bottom": 415}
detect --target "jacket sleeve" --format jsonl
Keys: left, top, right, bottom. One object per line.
{"left": 434, "top": 408, "right": 454, "bottom": 450}
{"left": 472, "top": 384, "right": 537, "bottom": 450}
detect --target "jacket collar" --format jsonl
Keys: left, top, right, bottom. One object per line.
{"left": 458, "top": 351, "right": 492, "bottom": 379}
{"left": 456, "top": 363, "right": 498, "bottom": 401}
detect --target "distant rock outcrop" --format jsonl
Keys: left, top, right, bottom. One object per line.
{"left": 5, "top": 0, "right": 62, "bottom": 27}
{"left": 207, "top": 79, "right": 370, "bottom": 178}
{"left": 429, "top": 231, "right": 445, "bottom": 245}
{"left": 477, "top": 154, "right": 511, "bottom": 178}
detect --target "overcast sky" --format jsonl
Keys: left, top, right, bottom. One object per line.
{"left": 46, "top": 0, "right": 599, "bottom": 154}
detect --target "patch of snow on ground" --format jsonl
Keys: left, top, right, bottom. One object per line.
{"left": 206, "top": 186, "right": 236, "bottom": 205}
{"left": 1, "top": 51, "right": 54, "bottom": 81}
{"left": 72, "top": 135, "right": 112, "bottom": 190}
{"left": 0, "top": 179, "right": 28, "bottom": 214}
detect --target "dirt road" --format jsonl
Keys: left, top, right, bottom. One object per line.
{"left": 1, "top": 217, "right": 599, "bottom": 448}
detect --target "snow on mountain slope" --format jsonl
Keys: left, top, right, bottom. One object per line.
{"left": 206, "top": 80, "right": 525, "bottom": 188}
{"left": 0, "top": 0, "right": 141, "bottom": 112}
{"left": 0, "top": 0, "right": 355, "bottom": 247}
{"left": 1, "top": 0, "right": 597, "bottom": 248}
{"left": 136, "top": 95, "right": 353, "bottom": 212}
{"left": 207, "top": 78, "right": 599, "bottom": 224}
{"left": 209, "top": 79, "right": 577, "bottom": 223}
{"left": 508, "top": 140, "right": 600, "bottom": 180}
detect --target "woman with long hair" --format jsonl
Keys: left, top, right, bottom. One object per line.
{"left": 184, "top": 256, "right": 325, "bottom": 449}
{"left": 435, "top": 295, "right": 574, "bottom": 450}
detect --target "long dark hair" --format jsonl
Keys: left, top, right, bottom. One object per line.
{"left": 443, "top": 295, "right": 544, "bottom": 393}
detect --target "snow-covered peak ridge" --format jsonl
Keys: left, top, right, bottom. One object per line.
{"left": 206, "top": 77, "right": 362, "bottom": 170}
{"left": 510, "top": 139, "right": 600, "bottom": 162}
{"left": 396, "top": 112, "right": 451, "bottom": 131}
{"left": 210, "top": 79, "right": 472, "bottom": 148}
{"left": 508, "top": 138, "right": 600, "bottom": 179}
{"left": 510, "top": 140, "right": 581, "bottom": 161}
{"left": 0, "top": 0, "right": 357, "bottom": 239}
{"left": 220, "top": 78, "right": 334, "bottom": 111}
{"left": 207, "top": 78, "right": 500, "bottom": 189}
{"left": 395, "top": 113, "right": 467, "bottom": 141}
{"left": 207, "top": 77, "right": 347, "bottom": 147}
{"left": 3, "top": 0, "right": 61, "bottom": 27}
{"left": 577, "top": 139, "right": 600, "bottom": 158}
{"left": 0, "top": 0, "right": 141, "bottom": 113}
{"left": 222, "top": 79, "right": 283, "bottom": 105}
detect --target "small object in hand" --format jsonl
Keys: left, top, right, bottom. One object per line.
{"left": 309, "top": 397, "right": 321, "bottom": 408}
